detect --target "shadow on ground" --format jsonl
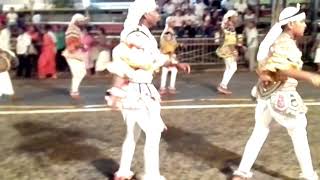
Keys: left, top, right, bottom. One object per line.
{"left": 163, "top": 126, "right": 298, "bottom": 180}
{"left": 13, "top": 121, "right": 101, "bottom": 163}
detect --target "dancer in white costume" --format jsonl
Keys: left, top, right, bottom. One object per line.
{"left": 0, "top": 50, "right": 16, "bottom": 98}
{"left": 159, "top": 16, "right": 180, "bottom": 95}
{"left": 233, "top": 4, "right": 320, "bottom": 180}
{"left": 105, "top": 1, "right": 190, "bottom": 180}
{"left": 62, "top": 14, "right": 89, "bottom": 99}
{"left": 216, "top": 10, "right": 239, "bottom": 95}
{"left": 0, "top": 21, "right": 16, "bottom": 98}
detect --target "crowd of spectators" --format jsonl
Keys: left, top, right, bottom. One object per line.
{"left": 159, "top": 0, "right": 259, "bottom": 38}
{"left": 0, "top": 7, "right": 113, "bottom": 79}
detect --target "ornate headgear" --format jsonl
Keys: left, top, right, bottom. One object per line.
{"left": 221, "top": 10, "right": 238, "bottom": 28}
{"left": 257, "top": 4, "right": 306, "bottom": 62}
{"left": 70, "top": 13, "right": 89, "bottom": 24}
{"left": 120, "top": 0, "right": 157, "bottom": 41}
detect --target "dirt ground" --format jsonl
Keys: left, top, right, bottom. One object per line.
{"left": 0, "top": 106, "right": 320, "bottom": 180}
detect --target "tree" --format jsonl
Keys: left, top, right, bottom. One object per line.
{"left": 52, "top": 0, "right": 73, "bottom": 8}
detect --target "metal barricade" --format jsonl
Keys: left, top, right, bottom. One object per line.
{"left": 175, "top": 37, "right": 247, "bottom": 65}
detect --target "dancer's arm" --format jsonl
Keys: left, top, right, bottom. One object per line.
{"left": 279, "top": 68, "right": 320, "bottom": 87}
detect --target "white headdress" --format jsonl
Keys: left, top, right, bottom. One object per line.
{"left": 160, "top": 16, "right": 174, "bottom": 39}
{"left": 123, "top": 0, "right": 157, "bottom": 29}
{"left": 120, "top": 0, "right": 157, "bottom": 41}
{"left": 70, "top": 13, "right": 89, "bottom": 24}
{"left": 257, "top": 4, "right": 306, "bottom": 62}
{"left": 221, "top": 10, "right": 238, "bottom": 28}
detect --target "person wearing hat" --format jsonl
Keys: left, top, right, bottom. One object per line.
{"left": 216, "top": 10, "right": 239, "bottom": 95}
{"left": 159, "top": 16, "right": 180, "bottom": 95}
{"left": 105, "top": 0, "right": 190, "bottom": 180}
{"left": 62, "top": 13, "right": 89, "bottom": 100}
{"left": 233, "top": 4, "right": 320, "bottom": 180}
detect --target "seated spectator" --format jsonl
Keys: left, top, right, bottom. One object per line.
{"left": 6, "top": 7, "right": 18, "bottom": 30}
{"left": 193, "top": 0, "right": 207, "bottom": 23}
{"left": 171, "top": 0, "right": 185, "bottom": 7}
{"left": 161, "top": 0, "right": 176, "bottom": 26}
{"left": 183, "top": 8, "right": 198, "bottom": 38}
{"left": 172, "top": 9, "right": 185, "bottom": 37}
{"left": 180, "top": 1, "right": 190, "bottom": 12}
{"left": 234, "top": 0, "right": 248, "bottom": 14}
{"left": 210, "top": 0, "right": 221, "bottom": 9}
{"left": 162, "top": 0, "right": 176, "bottom": 15}
{"left": 221, "top": 0, "right": 235, "bottom": 11}
{"left": 202, "top": 9, "right": 215, "bottom": 37}
{"left": 243, "top": 8, "right": 256, "bottom": 23}
{"left": 247, "top": 0, "right": 259, "bottom": 16}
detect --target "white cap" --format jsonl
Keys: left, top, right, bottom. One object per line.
{"left": 257, "top": 4, "right": 306, "bottom": 62}
{"left": 70, "top": 13, "right": 89, "bottom": 24}
{"left": 221, "top": 10, "right": 238, "bottom": 28}
{"left": 123, "top": 0, "right": 157, "bottom": 29}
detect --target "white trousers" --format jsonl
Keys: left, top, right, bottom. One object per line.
{"left": 95, "top": 50, "right": 111, "bottom": 72}
{"left": 220, "top": 58, "right": 237, "bottom": 88}
{"left": 245, "top": 47, "right": 258, "bottom": 71}
{"left": 116, "top": 84, "right": 165, "bottom": 180}
{"left": 160, "top": 66, "right": 178, "bottom": 90}
{"left": 66, "top": 58, "right": 86, "bottom": 94}
{"left": 0, "top": 71, "right": 14, "bottom": 97}
{"left": 235, "top": 99, "right": 318, "bottom": 180}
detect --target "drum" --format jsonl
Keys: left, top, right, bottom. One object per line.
{"left": 256, "top": 80, "right": 284, "bottom": 99}
{"left": 0, "top": 49, "right": 14, "bottom": 73}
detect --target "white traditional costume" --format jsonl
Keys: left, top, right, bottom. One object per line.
{"left": 159, "top": 16, "right": 179, "bottom": 94}
{"left": 62, "top": 14, "right": 89, "bottom": 98}
{"left": 216, "top": 10, "right": 239, "bottom": 94}
{"left": 0, "top": 27, "right": 15, "bottom": 98}
{"left": 234, "top": 5, "right": 319, "bottom": 180}
{"left": 106, "top": 0, "right": 167, "bottom": 180}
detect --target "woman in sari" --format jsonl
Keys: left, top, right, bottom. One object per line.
{"left": 37, "top": 25, "right": 57, "bottom": 79}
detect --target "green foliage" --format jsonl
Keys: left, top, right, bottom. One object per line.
{"left": 52, "top": 0, "right": 73, "bottom": 8}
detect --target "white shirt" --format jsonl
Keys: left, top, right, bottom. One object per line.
{"left": 0, "top": 28, "right": 11, "bottom": 51}
{"left": 6, "top": 12, "right": 18, "bottom": 25}
{"left": 193, "top": 2, "right": 207, "bottom": 18}
{"left": 16, "top": 33, "right": 32, "bottom": 55}
{"left": 32, "top": 14, "right": 42, "bottom": 24}
{"left": 221, "top": 0, "right": 234, "bottom": 10}
{"left": 172, "top": 15, "right": 185, "bottom": 27}
{"left": 247, "top": 0, "right": 258, "bottom": 6}
{"left": 234, "top": 2, "right": 247, "bottom": 13}
{"left": 184, "top": 13, "right": 197, "bottom": 26}
{"left": 171, "top": 0, "right": 184, "bottom": 6}
{"left": 245, "top": 27, "right": 258, "bottom": 48}
{"left": 244, "top": 13, "right": 256, "bottom": 21}
{"left": 162, "top": 3, "right": 176, "bottom": 15}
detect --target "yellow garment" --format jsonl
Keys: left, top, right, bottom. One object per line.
{"left": 116, "top": 43, "right": 155, "bottom": 72}
{"left": 260, "top": 33, "right": 303, "bottom": 73}
{"left": 160, "top": 34, "right": 178, "bottom": 55}
{"left": 216, "top": 29, "right": 238, "bottom": 59}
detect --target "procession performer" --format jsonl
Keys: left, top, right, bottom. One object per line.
{"left": 105, "top": 0, "right": 190, "bottom": 179}
{"left": 233, "top": 4, "right": 320, "bottom": 180}
{"left": 62, "top": 14, "right": 89, "bottom": 99}
{"left": 159, "top": 16, "right": 181, "bottom": 95}
{"left": 216, "top": 10, "right": 239, "bottom": 95}
{"left": 0, "top": 48, "right": 17, "bottom": 98}
{"left": 0, "top": 20, "right": 16, "bottom": 99}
